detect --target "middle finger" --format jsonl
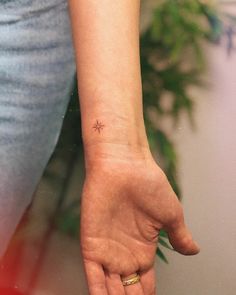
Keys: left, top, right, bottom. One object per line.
{"left": 105, "top": 272, "right": 125, "bottom": 295}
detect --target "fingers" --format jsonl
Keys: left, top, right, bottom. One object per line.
{"left": 105, "top": 271, "right": 156, "bottom": 295}
{"left": 83, "top": 259, "right": 108, "bottom": 295}
{"left": 124, "top": 283, "right": 144, "bottom": 295}
{"left": 167, "top": 221, "right": 200, "bottom": 255}
{"left": 121, "top": 274, "right": 144, "bottom": 295}
{"left": 83, "top": 261, "right": 154, "bottom": 295}
{"left": 140, "top": 267, "right": 156, "bottom": 295}
{"left": 83, "top": 263, "right": 156, "bottom": 295}
{"left": 105, "top": 272, "right": 125, "bottom": 295}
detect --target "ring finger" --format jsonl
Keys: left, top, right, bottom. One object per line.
{"left": 121, "top": 273, "right": 144, "bottom": 295}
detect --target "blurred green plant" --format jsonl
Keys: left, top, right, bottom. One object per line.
{"left": 43, "top": 0, "right": 221, "bottom": 263}
{"left": 140, "top": 0, "right": 221, "bottom": 260}
{"left": 141, "top": 0, "right": 218, "bottom": 196}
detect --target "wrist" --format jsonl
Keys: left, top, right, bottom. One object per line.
{"left": 81, "top": 107, "right": 147, "bottom": 143}
{"left": 81, "top": 109, "right": 153, "bottom": 167}
{"left": 83, "top": 141, "right": 153, "bottom": 171}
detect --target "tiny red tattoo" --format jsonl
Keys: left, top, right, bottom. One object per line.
{"left": 93, "top": 120, "right": 105, "bottom": 133}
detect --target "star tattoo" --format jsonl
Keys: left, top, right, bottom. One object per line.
{"left": 92, "top": 120, "right": 105, "bottom": 133}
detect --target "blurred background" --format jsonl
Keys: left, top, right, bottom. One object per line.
{"left": 0, "top": 0, "right": 236, "bottom": 294}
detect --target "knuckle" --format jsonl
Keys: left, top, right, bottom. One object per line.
{"left": 176, "top": 205, "right": 184, "bottom": 221}
{"left": 165, "top": 206, "right": 184, "bottom": 231}
{"left": 167, "top": 209, "right": 180, "bottom": 226}
{"left": 173, "top": 203, "right": 184, "bottom": 223}
{"left": 139, "top": 256, "right": 155, "bottom": 272}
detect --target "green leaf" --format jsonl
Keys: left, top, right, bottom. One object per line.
{"left": 159, "top": 238, "right": 174, "bottom": 251}
{"left": 159, "top": 229, "right": 168, "bottom": 238}
{"left": 55, "top": 211, "right": 80, "bottom": 237}
{"left": 156, "top": 248, "right": 169, "bottom": 264}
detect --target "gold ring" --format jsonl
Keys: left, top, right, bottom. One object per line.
{"left": 121, "top": 273, "right": 140, "bottom": 286}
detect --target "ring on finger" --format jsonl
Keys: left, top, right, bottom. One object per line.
{"left": 121, "top": 273, "right": 140, "bottom": 286}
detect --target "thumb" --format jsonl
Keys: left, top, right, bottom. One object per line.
{"left": 166, "top": 221, "right": 200, "bottom": 256}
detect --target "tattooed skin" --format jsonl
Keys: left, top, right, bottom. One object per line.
{"left": 93, "top": 120, "right": 105, "bottom": 133}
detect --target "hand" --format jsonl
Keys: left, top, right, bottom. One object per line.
{"left": 80, "top": 145, "right": 200, "bottom": 295}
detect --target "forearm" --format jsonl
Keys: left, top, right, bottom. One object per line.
{"left": 68, "top": 0, "right": 150, "bottom": 165}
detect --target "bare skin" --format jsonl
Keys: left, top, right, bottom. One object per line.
{"left": 80, "top": 144, "right": 199, "bottom": 295}
{"left": 68, "top": 0, "right": 200, "bottom": 294}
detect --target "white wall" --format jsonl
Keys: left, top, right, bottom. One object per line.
{"left": 156, "top": 42, "right": 236, "bottom": 295}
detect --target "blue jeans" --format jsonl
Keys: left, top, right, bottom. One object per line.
{"left": 0, "top": 0, "right": 76, "bottom": 258}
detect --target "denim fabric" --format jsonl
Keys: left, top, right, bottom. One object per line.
{"left": 0, "top": 0, "right": 76, "bottom": 258}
